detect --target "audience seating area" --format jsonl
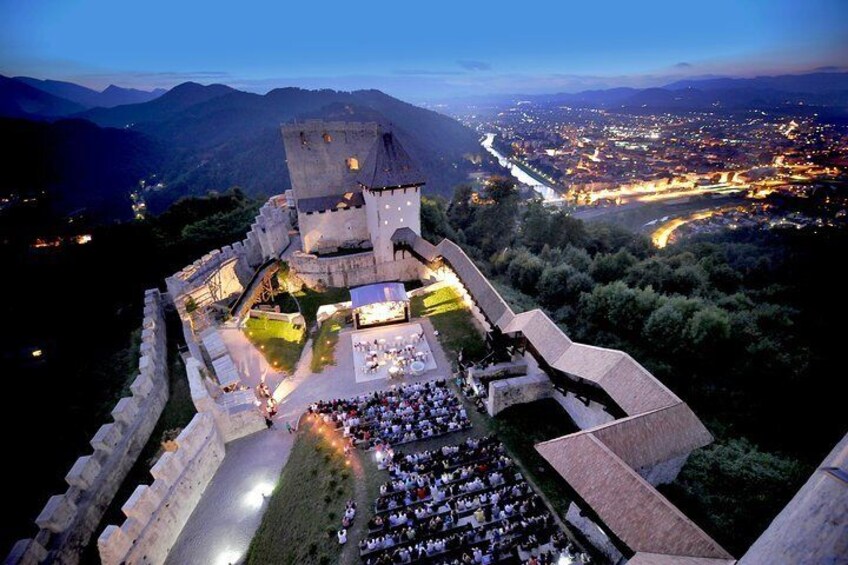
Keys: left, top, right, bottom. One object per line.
{"left": 360, "top": 436, "right": 586, "bottom": 565}
{"left": 308, "top": 380, "right": 472, "bottom": 449}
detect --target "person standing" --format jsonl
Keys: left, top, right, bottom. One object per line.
{"left": 265, "top": 416, "right": 274, "bottom": 430}
{"left": 285, "top": 421, "right": 293, "bottom": 434}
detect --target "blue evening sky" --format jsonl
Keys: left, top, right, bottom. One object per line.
{"left": 1, "top": 0, "right": 846, "bottom": 101}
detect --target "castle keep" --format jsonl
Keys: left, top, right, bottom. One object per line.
{"left": 282, "top": 121, "right": 425, "bottom": 287}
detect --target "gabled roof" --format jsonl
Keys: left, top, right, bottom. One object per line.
{"left": 536, "top": 434, "right": 733, "bottom": 560}
{"left": 739, "top": 432, "right": 848, "bottom": 564}
{"left": 552, "top": 344, "right": 680, "bottom": 415}
{"left": 435, "top": 239, "right": 515, "bottom": 328}
{"left": 502, "top": 310, "right": 573, "bottom": 362}
{"left": 566, "top": 403, "right": 713, "bottom": 472}
{"left": 297, "top": 191, "right": 365, "bottom": 214}
{"left": 628, "top": 553, "right": 736, "bottom": 565}
{"left": 357, "top": 132, "right": 425, "bottom": 189}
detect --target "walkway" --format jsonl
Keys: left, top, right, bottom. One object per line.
{"left": 164, "top": 317, "right": 452, "bottom": 565}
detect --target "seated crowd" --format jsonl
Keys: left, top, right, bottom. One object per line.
{"left": 360, "top": 438, "right": 583, "bottom": 564}
{"left": 308, "top": 380, "right": 471, "bottom": 449}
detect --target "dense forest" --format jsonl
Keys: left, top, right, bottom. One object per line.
{"left": 420, "top": 179, "right": 847, "bottom": 554}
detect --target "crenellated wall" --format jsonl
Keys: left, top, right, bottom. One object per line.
{"left": 289, "top": 249, "right": 424, "bottom": 288}
{"left": 165, "top": 196, "right": 291, "bottom": 310}
{"left": 183, "top": 356, "right": 265, "bottom": 443}
{"left": 6, "top": 289, "right": 169, "bottom": 565}
{"left": 97, "top": 413, "right": 225, "bottom": 565}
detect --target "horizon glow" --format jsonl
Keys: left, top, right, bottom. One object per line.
{"left": 1, "top": 0, "right": 846, "bottom": 102}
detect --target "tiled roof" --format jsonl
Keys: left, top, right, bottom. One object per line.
{"left": 357, "top": 132, "right": 425, "bottom": 189}
{"left": 571, "top": 404, "right": 713, "bottom": 473}
{"left": 628, "top": 553, "right": 736, "bottom": 565}
{"left": 537, "top": 434, "right": 733, "bottom": 560}
{"left": 739, "top": 432, "right": 848, "bottom": 564}
{"left": 502, "top": 310, "right": 573, "bottom": 362}
{"left": 296, "top": 191, "right": 365, "bottom": 214}
{"left": 552, "top": 345, "right": 680, "bottom": 415}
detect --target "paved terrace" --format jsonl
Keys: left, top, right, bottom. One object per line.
{"left": 165, "top": 317, "right": 451, "bottom": 565}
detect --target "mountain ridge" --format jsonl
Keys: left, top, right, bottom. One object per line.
{"left": 13, "top": 76, "right": 165, "bottom": 108}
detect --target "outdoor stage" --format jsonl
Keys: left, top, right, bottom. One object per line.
{"left": 351, "top": 322, "right": 437, "bottom": 383}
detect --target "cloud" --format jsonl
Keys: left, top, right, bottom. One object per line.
{"left": 393, "top": 69, "right": 465, "bottom": 76}
{"left": 457, "top": 60, "right": 491, "bottom": 71}
{"left": 673, "top": 62, "right": 693, "bottom": 69}
{"left": 812, "top": 65, "right": 845, "bottom": 72}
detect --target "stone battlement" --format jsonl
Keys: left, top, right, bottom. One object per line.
{"left": 97, "top": 413, "right": 225, "bottom": 565}
{"left": 7, "top": 290, "right": 170, "bottom": 565}
{"left": 165, "top": 197, "right": 290, "bottom": 305}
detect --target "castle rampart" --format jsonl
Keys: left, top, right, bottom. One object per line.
{"left": 6, "top": 290, "right": 169, "bottom": 565}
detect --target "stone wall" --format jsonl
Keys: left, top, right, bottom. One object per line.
{"left": 565, "top": 503, "right": 624, "bottom": 564}
{"left": 165, "top": 196, "right": 290, "bottom": 310}
{"left": 289, "top": 250, "right": 423, "bottom": 288}
{"left": 281, "top": 121, "right": 382, "bottom": 200}
{"left": 487, "top": 374, "right": 553, "bottom": 416}
{"left": 97, "top": 413, "right": 225, "bottom": 565}
{"left": 299, "top": 206, "right": 369, "bottom": 254}
{"left": 552, "top": 390, "right": 616, "bottom": 430}
{"left": 636, "top": 453, "right": 690, "bottom": 487}
{"left": 247, "top": 310, "right": 306, "bottom": 326}
{"left": 184, "top": 357, "right": 265, "bottom": 443}
{"left": 6, "top": 290, "right": 169, "bottom": 565}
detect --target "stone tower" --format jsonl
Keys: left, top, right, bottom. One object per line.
{"left": 358, "top": 132, "right": 424, "bottom": 263}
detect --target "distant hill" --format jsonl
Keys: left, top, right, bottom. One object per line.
{"left": 0, "top": 75, "right": 87, "bottom": 118}
{"left": 449, "top": 71, "right": 848, "bottom": 113}
{"left": 78, "top": 83, "right": 491, "bottom": 209}
{"left": 0, "top": 78, "right": 494, "bottom": 219}
{"left": 14, "top": 76, "right": 166, "bottom": 108}
{"left": 0, "top": 117, "right": 165, "bottom": 218}
{"left": 664, "top": 72, "right": 848, "bottom": 94}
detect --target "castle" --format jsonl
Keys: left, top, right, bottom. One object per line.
{"left": 6, "top": 120, "right": 845, "bottom": 565}
{"left": 281, "top": 121, "right": 427, "bottom": 288}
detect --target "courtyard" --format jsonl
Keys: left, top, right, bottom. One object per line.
{"left": 166, "top": 283, "right": 588, "bottom": 565}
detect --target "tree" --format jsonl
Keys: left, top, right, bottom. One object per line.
{"left": 590, "top": 249, "right": 637, "bottom": 283}
{"left": 447, "top": 184, "right": 475, "bottom": 230}
{"left": 520, "top": 201, "right": 551, "bottom": 253}
{"left": 420, "top": 196, "right": 456, "bottom": 243}
{"left": 686, "top": 306, "right": 731, "bottom": 352}
{"left": 538, "top": 263, "right": 577, "bottom": 306}
{"left": 484, "top": 176, "right": 519, "bottom": 204}
{"left": 549, "top": 210, "right": 588, "bottom": 249}
{"left": 507, "top": 250, "right": 545, "bottom": 294}
{"left": 664, "top": 437, "right": 807, "bottom": 555}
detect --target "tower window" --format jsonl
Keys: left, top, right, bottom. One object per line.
{"left": 385, "top": 204, "right": 390, "bottom": 210}
{"left": 323, "top": 132, "right": 333, "bottom": 143}
{"left": 407, "top": 201, "right": 412, "bottom": 206}
{"left": 346, "top": 157, "right": 359, "bottom": 171}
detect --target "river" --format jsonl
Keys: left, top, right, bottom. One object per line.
{"left": 481, "top": 133, "right": 559, "bottom": 201}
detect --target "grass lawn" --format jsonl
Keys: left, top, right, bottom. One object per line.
{"left": 244, "top": 317, "right": 306, "bottom": 374}
{"left": 293, "top": 286, "right": 350, "bottom": 326}
{"left": 410, "top": 285, "right": 487, "bottom": 363}
{"left": 311, "top": 313, "right": 344, "bottom": 373}
{"left": 246, "top": 417, "right": 355, "bottom": 565}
